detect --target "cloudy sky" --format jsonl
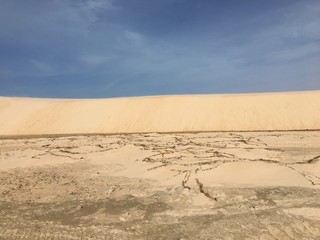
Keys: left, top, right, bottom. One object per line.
{"left": 0, "top": 0, "right": 319, "bottom": 98}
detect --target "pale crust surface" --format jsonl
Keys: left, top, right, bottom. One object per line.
{"left": 0, "top": 132, "right": 320, "bottom": 239}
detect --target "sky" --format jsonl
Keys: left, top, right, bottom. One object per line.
{"left": 0, "top": 0, "right": 319, "bottom": 98}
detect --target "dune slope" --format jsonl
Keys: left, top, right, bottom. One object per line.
{"left": 0, "top": 91, "right": 319, "bottom": 135}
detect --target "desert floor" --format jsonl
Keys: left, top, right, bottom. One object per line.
{"left": 0, "top": 131, "right": 320, "bottom": 239}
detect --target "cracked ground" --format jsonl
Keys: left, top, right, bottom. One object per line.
{"left": 0, "top": 131, "right": 320, "bottom": 239}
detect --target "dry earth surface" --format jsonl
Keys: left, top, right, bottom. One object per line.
{"left": 0, "top": 131, "right": 320, "bottom": 239}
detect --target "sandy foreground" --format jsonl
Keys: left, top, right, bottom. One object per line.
{"left": 0, "top": 91, "right": 320, "bottom": 239}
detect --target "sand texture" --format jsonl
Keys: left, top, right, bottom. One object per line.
{"left": 1, "top": 91, "right": 320, "bottom": 239}
{"left": 1, "top": 131, "right": 320, "bottom": 239}
{"left": 1, "top": 91, "right": 320, "bottom": 136}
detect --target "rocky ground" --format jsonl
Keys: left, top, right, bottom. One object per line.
{"left": 0, "top": 131, "right": 320, "bottom": 239}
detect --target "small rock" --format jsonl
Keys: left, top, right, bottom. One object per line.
{"left": 107, "top": 186, "right": 115, "bottom": 194}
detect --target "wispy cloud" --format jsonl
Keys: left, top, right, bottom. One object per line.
{"left": 86, "top": 0, "right": 114, "bottom": 11}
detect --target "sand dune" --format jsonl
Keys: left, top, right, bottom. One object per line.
{"left": 0, "top": 91, "right": 320, "bottom": 135}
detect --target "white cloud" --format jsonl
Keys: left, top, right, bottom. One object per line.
{"left": 122, "top": 30, "right": 146, "bottom": 46}
{"left": 85, "top": 0, "right": 114, "bottom": 11}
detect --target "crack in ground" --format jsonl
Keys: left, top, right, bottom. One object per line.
{"left": 294, "top": 155, "right": 320, "bottom": 164}
{"left": 195, "top": 178, "right": 217, "bottom": 201}
{"left": 181, "top": 171, "right": 191, "bottom": 190}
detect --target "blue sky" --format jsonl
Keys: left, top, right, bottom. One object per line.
{"left": 0, "top": 0, "right": 319, "bottom": 98}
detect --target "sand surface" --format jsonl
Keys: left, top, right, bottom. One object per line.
{"left": 1, "top": 131, "right": 320, "bottom": 239}
{"left": 1, "top": 91, "right": 320, "bottom": 239}
{"left": 1, "top": 91, "right": 320, "bottom": 135}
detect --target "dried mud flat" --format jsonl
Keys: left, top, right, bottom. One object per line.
{"left": 0, "top": 131, "right": 320, "bottom": 239}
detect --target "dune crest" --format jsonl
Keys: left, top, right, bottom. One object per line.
{"left": 0, "top": 91, "right": 319, "bottom": 135}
